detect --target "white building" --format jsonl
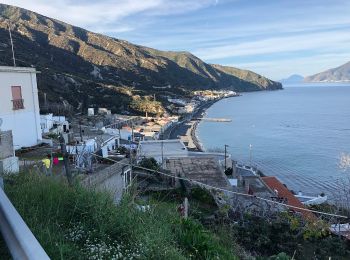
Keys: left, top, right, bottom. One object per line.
{"left": 40, "top": 114, "right": 70, "bottom": 134}
{"left": 0, "top": 66, "right": 42, "bottom": 148}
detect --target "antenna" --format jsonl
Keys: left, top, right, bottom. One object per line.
{"left": 8, "top": 21, "right": 16, "bottom": 67}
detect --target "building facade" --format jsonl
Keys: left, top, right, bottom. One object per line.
{"left": 0, "top": 66, "right": 42, "bottom": 148}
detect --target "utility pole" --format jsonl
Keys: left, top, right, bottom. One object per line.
{"left": 79, "top": 120, "right": 83, "bottom": 142}
{"left": 59, "top": 135, "right": 73, "bottom": 185}
{"left": 224, "top": 144, "right": 229, "bottom": 172}
{"left": 184, "top": 197, "right": 189, "bottom": 219}
{"left": 249, "top": 144, "right": 253, "bottom": 167}
{"left": 129, "top": 122, "right": 133, "bottom": 178}
{"left": 161, "top": 140, "right": 164, "bottom": 168}
{"left": 8, "top": 21, "right": 16, "bottom": 67}
{"left": 131, "top": 122, "right": 134, "bottom": 142}
{"left": 118, "top": 126, "right": 121, "bottom": 148}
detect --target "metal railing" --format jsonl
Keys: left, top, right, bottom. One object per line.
{"left": 12, "top": 99, "right": 24, "bottom": 110}
{"left": 0, "top": 182, "right": 50, "bottom": 259}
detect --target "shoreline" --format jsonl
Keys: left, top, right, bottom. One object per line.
{"left": 168, "top": 97, "right": 234, "bottom": 152}
{"left": 190, "top": 97, "right": 232, "bottom": 152}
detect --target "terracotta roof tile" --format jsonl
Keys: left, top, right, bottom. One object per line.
{"left": 262, "top": 176, "right": 315, "bottom": 220}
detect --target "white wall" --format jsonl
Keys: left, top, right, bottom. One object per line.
{"left": 0, "top": 67, "right": 42, "bottom": 148}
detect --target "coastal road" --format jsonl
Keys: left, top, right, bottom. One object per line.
{"left": 162, "top": 100, "right": 216, "bottom": 150}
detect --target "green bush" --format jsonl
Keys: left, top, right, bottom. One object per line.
{"left": 139, "top": 157, "right": 160, "bottom": 172}
{"left": 0, "top": 173, "right": 237, "bottom": 259}
{"left": 176, "top": 218, "right": 237, "bottom": 259}
{"left": 190, "top": 187, "right": 216, "bottom": 206}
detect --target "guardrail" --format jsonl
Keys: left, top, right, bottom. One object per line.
{"left": 0, "top": 181, "right": 50, "bottom": 260}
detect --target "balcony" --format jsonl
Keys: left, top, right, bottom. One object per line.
{"left": 12, "top": 99, "right": 24, "bottom": 110}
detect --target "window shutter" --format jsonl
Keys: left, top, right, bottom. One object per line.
{"left": 11, "top": 86, "right": 22, "bottom": 100}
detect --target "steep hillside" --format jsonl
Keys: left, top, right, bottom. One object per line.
{"left": 305, "top": 61, "right": 350, "bottom": 82}
{"left": 0, "top": 3, "right": 282, "bottom": 112}
{"left": 211, "top": 64, "right": 282, "bottom": 90}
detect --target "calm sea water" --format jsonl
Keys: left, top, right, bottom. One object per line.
{"left": 197, "top": 83, "right": 350, "bottom": 196}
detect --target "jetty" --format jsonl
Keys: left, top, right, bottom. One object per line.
{"left": 197, "top": 118, "right": 232, "bottom": 122}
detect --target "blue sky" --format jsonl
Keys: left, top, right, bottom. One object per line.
{"left": 3, "top": 0, "right": 350, "bottom": 79}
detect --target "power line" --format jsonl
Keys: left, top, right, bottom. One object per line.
{"left": 91, "top": 153, "right": 348, "bottom": 219}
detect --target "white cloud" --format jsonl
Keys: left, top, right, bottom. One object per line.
{"left": 2, "top": 0, "right": 215, "bottom": 31}
{"left": 194, "top": 30, "right": 350, "bottom": 60}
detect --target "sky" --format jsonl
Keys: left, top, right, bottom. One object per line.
{"left": 2, "top": 0, "right": 350, "bottom": 80}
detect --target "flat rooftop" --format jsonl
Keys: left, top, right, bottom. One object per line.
{"left": 0, "top": 66, "right": 37, "bottom": 73}
{"left": 138, "top": 140, "right": 188, "bottom": 159}
{"left": 165, "top": 156, "right": 232, "bottom": 191}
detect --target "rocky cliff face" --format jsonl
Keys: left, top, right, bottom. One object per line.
{"left": 305, "top": 61, "right": 350, "bottom": 82}
{"left": 0, "top": 3, "right": 282, "bottom": 112}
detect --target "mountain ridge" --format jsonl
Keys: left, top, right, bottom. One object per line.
{"left": 305, "top": 61, "right": 350, "bottom": 82}
{"left": 279, "top": 74, "right": 304, "bottom": 84}
{"left": 0, "top": 3, "right": 282, "bottom": 112}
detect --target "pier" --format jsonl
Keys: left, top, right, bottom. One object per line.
{"left": 197, "top": 118, "right": 232, "bottom": 122}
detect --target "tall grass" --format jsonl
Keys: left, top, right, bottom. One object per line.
{"left": 0, "top": 172, "right": 238, "bottom": 259}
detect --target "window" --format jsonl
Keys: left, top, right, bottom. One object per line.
{"left": 11, "top": 86, "right": 24, "bottom": 110}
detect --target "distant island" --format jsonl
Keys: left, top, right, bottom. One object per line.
{"left": 305, "top": 61, "right": 350, "bottom": 82}
{"left": 279, "top": 74, "right": 304, "bottom": 84}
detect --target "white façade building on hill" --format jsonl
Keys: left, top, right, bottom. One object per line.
{"left": 0, "top": 66, "right": 42, "bottom": 148}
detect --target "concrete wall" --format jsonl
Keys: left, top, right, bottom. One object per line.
{"left": 0, "top": 156, "right": 19, "bottom": 174}
{"left": 81, "top": 161, "right": 131, "bottom": 202}
{"left": 0, "top": 67, "right": 42, "bottom": 148}
{"left": 0, "top": 131, "right": 14, "bottom": 159}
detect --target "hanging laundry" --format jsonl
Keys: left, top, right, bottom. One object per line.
{"left": 42, "top": 158, "right": 51, "bottom": 169}
{"left": 53, "top": 157, "right": 59, "bottom": 165}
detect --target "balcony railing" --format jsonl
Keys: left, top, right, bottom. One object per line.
{"left": 12, "top": 99, "right": 24, "bottom": 110}
{"left": 0, "top": 181, "right": 50, "bottom": 259}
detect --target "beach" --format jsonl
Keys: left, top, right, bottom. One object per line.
{"left": 164, "top": 99, "right": 222, "bottom": 152}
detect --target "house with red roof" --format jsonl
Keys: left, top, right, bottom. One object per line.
{"left": 262, "top": 176, "right": 315, "bottom": 220}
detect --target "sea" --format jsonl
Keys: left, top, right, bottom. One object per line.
{"left": 197, "top": 83, "right": 350, "bottom": 196}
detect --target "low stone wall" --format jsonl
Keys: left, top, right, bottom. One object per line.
{"left": 0, "top": 131, "right": 14, "bottom": 159}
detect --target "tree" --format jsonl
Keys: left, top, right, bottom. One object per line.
{"left": 139, "top": 157, "right": 160, "bottom": 172}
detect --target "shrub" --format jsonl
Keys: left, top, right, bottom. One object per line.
{"left": 0, "top": 172, "right": 237, "bottom": 259}
{"left": 139, "top": 157, "right": 160, "bottom": 172}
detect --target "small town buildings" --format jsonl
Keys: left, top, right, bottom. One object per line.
{"left": 178, "top": 103, "right": 195, "bottom": 114}
{"left": 66, "top": 139, "right": 97, "bottom": 155}
{"left": 137, "top": 140, "right": 188, "bottom": 164}
{"left": 262, "top": 176, "right": 315, "bottom": 219}
{"left": 0, "top": 130, "right": 19, "bottom": 174}
{"left": 40, "top": 114, "right": 70, "bottom": 134}
{"left": 165, "top": 156, "right": 233, "bottom": 191}
{"left": 0, "top": 66, "right": 42, "bottom": 148}
{"left": 98, "top": 108, "right": 111, "bottom": 115}
{"left": 81, "top": 159, "right": 132, "bottom": 203}
{"left": 87, "top": 108, "right": 95, "bottom": 116}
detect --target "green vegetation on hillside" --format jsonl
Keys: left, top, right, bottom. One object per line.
{"left": 0, "top": 173, "right": 238, "bottom": 259}
{"left": 130, "top": 95, "right": 164, "bottom": 116}
{"left": 1, "top": 173, "right": 348, "bottom": 259}
{"left": 0, "top": 3, "right": 282, "bottom": 113}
